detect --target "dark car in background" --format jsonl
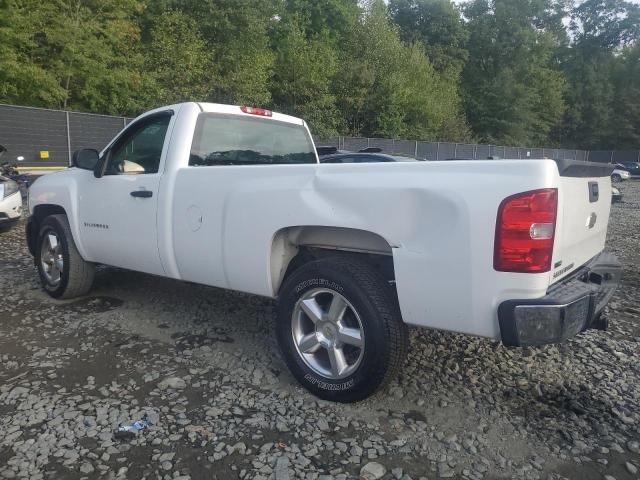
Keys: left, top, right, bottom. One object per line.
{"left": 316, "top": 146, "right": 423, "bottom": 164}
{"left": 618, "top": 162, "right": 640, "bottom": 178}
{"left": 320, "top": 152, "right": 422, "bottom": 163}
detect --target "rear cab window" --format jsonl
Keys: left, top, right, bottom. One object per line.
{"left": 189, "top": 114, "right": 316, "bottom": 166}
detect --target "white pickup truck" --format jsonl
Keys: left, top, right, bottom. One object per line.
{"left": 26, "top": 102, "right": 621, "bottom": 402}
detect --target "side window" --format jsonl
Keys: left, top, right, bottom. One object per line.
{"left": 105, "top": 113, "right": 171, "bottom": 175}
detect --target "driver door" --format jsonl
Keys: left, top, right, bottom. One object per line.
{"left": 77, "top": 111, "right": 173, "bottom": 275}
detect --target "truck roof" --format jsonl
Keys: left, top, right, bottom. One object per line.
{"left": 196, "top": 102, "right": 305, "bottom": 126}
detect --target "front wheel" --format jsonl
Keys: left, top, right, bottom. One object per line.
{"left": 275, "top": 256, "right": 408, "bottom": 402}
{"left": 35, "top": 214, "right": 95, "bottom": 299}
{"left": 611, "top": 173, "right": 622, "bottom": 183}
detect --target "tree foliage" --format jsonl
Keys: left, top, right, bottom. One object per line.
{"left": 333, "top": 1, "right": 469, "bottom": 139}
{"left": 145, "top": 10, "right": 214, "bottom": 105}
{"left": 0, "top": 0, "right": 638, "bottom": 148}
{"left": 270, "top": 16, "right": 341, "bottom": 137}
{"left": 461, "top": 0, "right": 567, "bottom": 145}
{"left": 0, "top": 0, "right": 146, "bottom": 114}
{"left": 389, "top": 0, "right": 469, "bottom": 74}
{"left": 559, "top": 0, "right": 640, "bottom": 149}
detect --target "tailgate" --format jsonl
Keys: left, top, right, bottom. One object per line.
{"left": 551, "top": 160, "right": 614, "bottom": 284}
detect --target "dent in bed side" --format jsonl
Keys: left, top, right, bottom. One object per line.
{"left": 171, "top": 159, "right": 561, "bottom": 340}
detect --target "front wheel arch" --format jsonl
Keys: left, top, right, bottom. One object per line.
{"left": 28, "top": 204, "right": 68, "bottom": 256}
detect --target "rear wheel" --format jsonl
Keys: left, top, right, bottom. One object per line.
{"left": 276, "top": 256, "right": 408, "bottom": 402}
{"left": 36, "top": 214, "right": 95, "bottom": 299}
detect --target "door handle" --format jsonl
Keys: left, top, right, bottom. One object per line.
{"left": 130, "top": 190, "right": 153, "bottom": 198}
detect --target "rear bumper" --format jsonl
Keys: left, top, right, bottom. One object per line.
{"left": 499, "top": 251, "right": 621, "bottom": 347}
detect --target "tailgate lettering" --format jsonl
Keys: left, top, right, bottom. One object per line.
{"left": 553, "top": 262, "right": 575, "bottom": 278}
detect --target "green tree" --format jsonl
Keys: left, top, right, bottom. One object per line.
{"left": 0, "top": 0, "right": 65, "bottom": 107}
{"left": 270, "top": 17, "right": 340, "bottom": 137}
{"left": 280, "top": 0, "right": 360, "bottom": 41}
{"left": 145, "top": 0, "right": 275, "bottom": 106}
{"left": 610, "top": 45, "right": 640, "bottom": 149}
{"left": 570, "top": 0, "right": 640, "bottom": 50}
{"left": 145, "top": 11, "right": 214, "bottom": 105}
{"left": 559, "top": 0, "right": 640, "bottom": 149}
{"left": 461, "top": 0, "right": 567, "bottom": 145}
{"left": 336, "top": 1, "right": 468, "bottom": 140}
{"left": 559, "top": 54, "right": 615, "bottom": 148}
{"left": 389, "top": 0, "right": 469, "bottom": 74}
{"left": 0, "top": 0, "right": 146, "bottom": 114}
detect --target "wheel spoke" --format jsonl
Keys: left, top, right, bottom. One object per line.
{"left": 327, "top": 295, "right": 347, "bottom": 324}
{"left": 337, "top": 327, "right": 363, "bottom": 348}
{"left": 328, "top": 346, "right": 348, "bottom": 377}
{"left": 39, "top": 231, "right": 63, "bottom": 285}
{"left": 300, "top": 298, "right": 323, "bottom": 324}
{"left": 292, "top": 288, "right": 366, "bottom": 380}
{"left": 50, "top": 263, "right": 60, "bottom": 281}
{"left": 47, "top": 233, "right": 58, "bottom": 251}
{"left": 298, "top": 333, "right": 321, "bottom": 353}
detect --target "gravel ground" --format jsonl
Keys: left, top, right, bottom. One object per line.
{"left": 1, "top": 182, "right": 639, "bottom": 480}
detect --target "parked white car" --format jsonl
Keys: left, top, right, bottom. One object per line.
{"left": 611, "top": 168, "right": 630, "bottom": 182}
{"left": 0, "top": 176, "right": 22, "bottom": 232}
{"left": 25, "top": 103, "right": 621, "bottom": 402}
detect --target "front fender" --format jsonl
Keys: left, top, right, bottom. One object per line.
{"left": 28, "top": 169, "right": 90, "bottom": 260}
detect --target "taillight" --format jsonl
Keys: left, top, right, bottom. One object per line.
{"left": 240, "top": 106, "right": 272, "bottom": 117}
{"left": 494, "top": 188, "right": 558, "bottom": 273}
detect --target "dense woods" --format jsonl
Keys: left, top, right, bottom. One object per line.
{"left": 0, "top": 0, "right": 638, "bottom": 148}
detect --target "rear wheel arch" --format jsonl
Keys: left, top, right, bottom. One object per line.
{"left": 270, "top": 226, "right": 396, "bottom": 295}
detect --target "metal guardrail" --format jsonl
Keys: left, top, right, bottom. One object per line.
{"left": 313, "top": 136, "right": 593, "bottom": 162}
{"left": 0, "top": 104, "right": 131, "bottom": 168}
{"left": 0, "top": 103, "right": 636, "bottom": 167}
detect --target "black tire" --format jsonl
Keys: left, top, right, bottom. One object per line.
{"left": 276, "top": 256, "right": 409, "bottom": 402}
{"left": 611, "top": 173, "right": 622, "bottom": 183}
{"left": 35, "top": 214, "right": 95, "bottom": 299}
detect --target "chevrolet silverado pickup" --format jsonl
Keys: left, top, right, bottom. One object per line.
{"left": 26, "top": 102, "right": 621, "bottom": 402}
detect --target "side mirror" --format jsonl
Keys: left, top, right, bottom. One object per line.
{"left": 72, "top": 149, "right": 100, "bottom": 171}
{"left": 16, "top": 156, "right": 24, "bottom": 162}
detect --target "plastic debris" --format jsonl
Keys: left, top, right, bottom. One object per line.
{"left": 113, "top": 414, "right": 152, "bottom": 441}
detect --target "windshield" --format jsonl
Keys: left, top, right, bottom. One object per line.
{"left": 189, "top": 114, "right": 316, "bottom": 166}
